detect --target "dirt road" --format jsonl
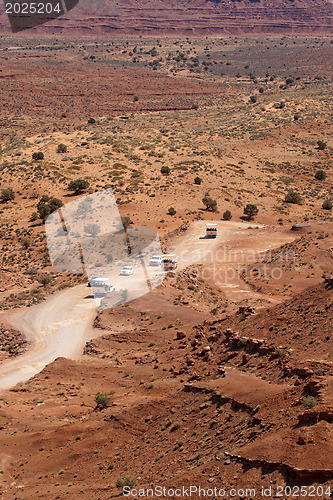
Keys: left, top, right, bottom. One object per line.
{"left": 0, "top": 285, "right": 96, "bottom": 391}
{"left": 0, "top": 221, "right": 295, "bottom": 391}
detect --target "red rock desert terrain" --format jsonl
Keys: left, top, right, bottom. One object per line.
{"left": 0, "top": 1, "right": 332, "bottom": 499}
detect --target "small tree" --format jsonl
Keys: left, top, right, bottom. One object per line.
{"left": 161, "top": 166, "right": 170, "bottom": 175}
{"left": 37, "top": 196, "right": 63, "bottom": 221}
{"left": 84, "top": 223, "right": 101, "bottom": 237}
{"left": 285, "top": 190, "right": 302, "bottom": 205}
{"left": 168, "top": 207, "right": 176, "bottom": 216}
{"left": 32, "top": 151, "right": 44, "bottom": 161}
{"left": 250, "top": 95, "right": 257, "bottom": 103}
{"left": 322, "top": 199, "right": 332, "bottom": 210}
{"left": 194, "top": 176, "right": 202, "bottom": 185}
{"left": 88, "top": 117, "right": 96, "bottom": 124}
{"left": 57, "top": 143, "right": 67, "bottom": 153}
{"left": 68, "top": 179, "right": 90, "bottom": 194}
{"left": 315, "top": 170, "right": 326, "bottom": 180}
{"left": 222, "top": 210, "right": 232, "bottom": 221}
{"left": 0, "top": 187, "right": 15, "bottom": 202}
{"left": 202, "top": 193, "right": 217, "bottom": 212}
{"left": 244, "top": 204, "right": 259, "bottom": 220}
{"left": 317, "top": 140, "right": 327, "bottom": 150}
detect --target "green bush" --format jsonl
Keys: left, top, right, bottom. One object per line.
{"left": 322, "top": 200, "right": 332, "bottom": 210}
{"left": 161, "top": 166, "right": 170, "bottom": 175}
{"left": 168, "top": 207, "right": 176, "bottom": 216}
{"left": 38, "top": 275, "right": 53, "bottom": 286}
{"left": 302, "top": 396, "right": 316, "bottom": 409}
{"left": 21, "top": 237, "right": 31, "bottom": 250}
{"left": 222, "top": 210, "right": 232, "bottom": 221}
{"left": 0, "top": 187, "right": 15, "bottom": 202}
{"left": 32, "top": 151, "right": 44, "bottom": 160}
{"left": 57, "top": 143, "right": 68, "bottom": 153}
{"left": 250, "top": 95, "right": 257, "bottom": 103}
{"left": 317, "top": 140, "right": 327, "bottom": 150}
{"left": 95, "top": 392, "right": 110, "bottom": 409}
{"left": 88, "top": 117, "right": 96, "bottom": 124}
{"left": 115, "top": 476, "right": 136, "bottom": 490}
{"left": 194, "top": 176, "right": 202, "bottom": 185}
{"left": 285, "top": 190, "right": 302, "bottom": 205}
{"left": 68, "top": 179, "right": 90, "bottom": 194}
{"left": 37, "top": 196, "right": 63, "bottom": 221}
{"left": 315, "top": 170, "right": 326, "bottom": 180}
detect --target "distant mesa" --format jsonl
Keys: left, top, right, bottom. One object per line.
{"left": 0, "top": 0, "right": 332, "bottom": 34}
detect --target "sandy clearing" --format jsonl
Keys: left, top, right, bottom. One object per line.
{"left": 0, "top": 285, "right": 96, "bottom": 391}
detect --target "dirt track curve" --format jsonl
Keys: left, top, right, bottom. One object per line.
{"left": 0, "top": 221, "right": 296, "bottom": 391}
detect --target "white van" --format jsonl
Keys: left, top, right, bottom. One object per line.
{"left": 148, "top": 255, "right": 163, "bottom": 266}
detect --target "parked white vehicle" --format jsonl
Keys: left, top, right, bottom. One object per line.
{"left": 120, "top": 266, "right": 134, "bottom": 276}
{"left": 148, "top": 255, "right": 163, "bottom": 266}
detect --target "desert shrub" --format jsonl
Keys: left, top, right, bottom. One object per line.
{"left": 222, "top": 210, "right": 232, "bottom": 221}
{"left": 21, "top": 237, "right": 31, "bottom": 250}
{"left": 32, "top": 151, "right": 44, "bottom": 160}
{"left": 37, "top": 196, "right": 63, "bottom": 221}
{"left": 250, "top": 95, "right": 257, "bottom": 103}
{"left": 275, "top": 347, "right": 287, "bottom": 358}
{"left": 244, "top": 204, "right": 259, "bottom": 220}
{"left": 194, "top": 176, "right": 202, "bottom": 185}
{"left": 285, "top": 77, "right": 294, "bottom": 85}
{"left": 285, "top": 190, "right": 302, "bottom": 205}
{"left": 202, "top": 193, "right": 217, "bottom": 212}
{"left": 88, "top": 117, "right": 96, "bottom": 124}
{"left": 322, "top": 199, "right": 332, "bottom": 210}
{"left": 168, "top": 207, "right": 176, "bottom": 216}
{"left": 317, "top": 140, "right": 327, "bottom": 150}
{"left": 29, "top": 211, "right": 38, "bottom": 222}
{"left": 84, "top": 223, "right": 100, "bottom": 237}
{"left": 115, "top": 476, "right": 136, "bottom": 490}
{"left": 133, "top": 95, "right": 139, "bottom": 102}
{"left": 0, "top": 187, "right": 15, "bottom": 202}
{"left": 302, "top": 396, "right": 316, "bottom": 409}
{"left": 38, "top": 275, "right": 53, "bottom": 286}
{"left": 191, "top": 103, "right": 199, "bottom": 110}
{"left": 315, "top": 170, "right": 326, "bottom": 180}
{"left": 161, "top": 166, "right": 170, "bottom": 175}
{"left": 57, "top": 143, "right": 67, "bottom": 153}
{"left": 258, "top": 87, "right": 264, "bottom": 93}
{"left": 294, "top": 112, "right": 301, "bottom": 121}
{"left": 95, "top": 392, "right": 110, "bottom": 409}
{"left": 68, "top": 179, "right": 90, "bottom": 194}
